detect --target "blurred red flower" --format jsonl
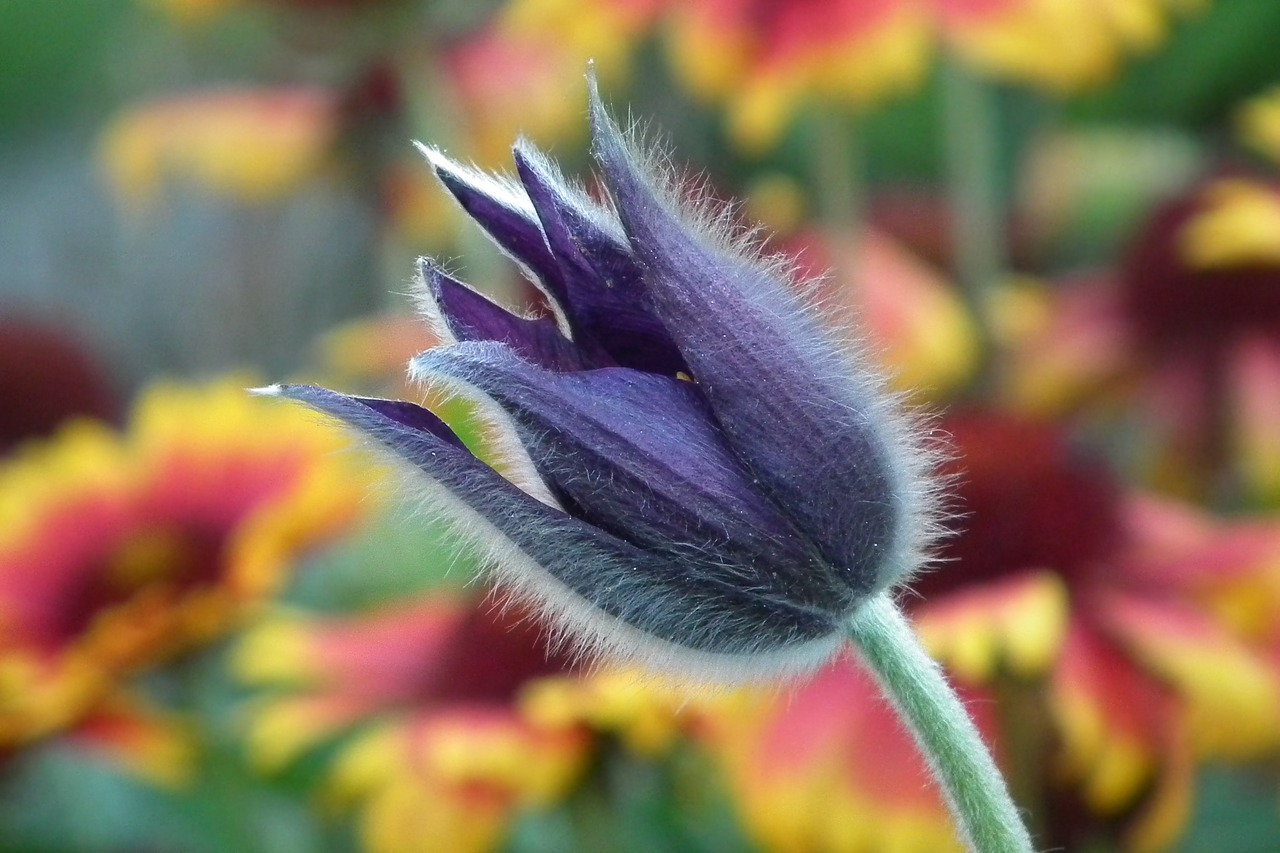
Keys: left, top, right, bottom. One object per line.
{"left": 0, "top": 379, "right": 371, "bottom": 750}
{"left": 237, "top": 595, "right": 588, "bottom": 853}
{"left": 914, "top": 410, "right": 1280, "bottom": 850}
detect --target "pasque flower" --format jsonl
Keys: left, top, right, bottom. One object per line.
{"left": 264, "top": 76, "right": 1033, "bottom": 851}
{"left": 263, "top": 78, "right": 937, "bottom": 682}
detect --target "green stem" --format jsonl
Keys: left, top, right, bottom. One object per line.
{"left": 847, "top": 595, "right": 1034, "bottom": 853}
{"left": 812, "top": 109, "right": 865, "bottom": 237}
{"left": 941, "top": 58, "right": 1005, "bottom": 373}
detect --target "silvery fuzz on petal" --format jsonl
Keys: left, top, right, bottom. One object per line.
{"left": 259, "top": 74, "right": 940, "bottom": 683}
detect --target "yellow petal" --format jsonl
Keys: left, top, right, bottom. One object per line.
{"left": 1178, "top": 179, "right": 1280, "bottom": 269}
{"left": 1237, "top": 84, "right": 1280, "bottom": 165}
{"left": 99, "top": 88, "right": 338, "bottom": 206}
{"left": 915, "top": 570, "right": 1069, "bottom": 683}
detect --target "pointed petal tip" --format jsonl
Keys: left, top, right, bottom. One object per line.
{"left": 585, "top": 75, "right": 633, "bottom": 187}
{"left": 585, "top": 65, "right": 615, "bottom": 141}
{"left": 414, "top": 143, "right": 473, "bottom": 194}
{"left": 413, "top": 140, "right": 446, "bottom": 168}
{"left": 512, "top": 134, "right": 536, "bottom": 157}
{"left": 413, "top": 142, "right": 459, "bottom": 186}
{"left": 511, "top": 137, "right": 548, "bottom": 176}
{"left": 415, "top": 255, "right": 446, "bottom": 288}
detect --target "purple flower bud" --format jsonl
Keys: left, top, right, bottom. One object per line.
{"left": 261, "top": 76, "right": 940, "bottom": 682}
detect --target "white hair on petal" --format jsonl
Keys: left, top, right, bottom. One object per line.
{"left": 511, "top": 135, "right": 630, "bottom": 246}
{"left": 270, "top": 381, "right": 847, "bottom": 684}
{"left": 590, "top": 92, "right": 949, "bottom": 598}
{"left": 248, "top": 384, "right": 283, "bottom": 398}
{"left": 409, "top": 262, "right": 461, "bottom": 348}
{"left": 382, "top": 451, "right": 847, "bottom": 685}
{"left": 407, "top": 349, "right": 560, "bottom": 510}
{"left": 409, "top": 260, "right": 554, "bottom": 350}
{"left": 414, "top": 142, "right": 574, "bottom": 339}
{"left": 415, "top": 141, "right": 536, "bottom": 217}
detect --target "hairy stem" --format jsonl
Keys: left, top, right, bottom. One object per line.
{"left": 848, "top": 595, "right": 1034, "bottom": 853}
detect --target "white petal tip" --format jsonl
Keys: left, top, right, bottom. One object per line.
{"left": 414, "top": 141, "right": 453, "bottom": 172}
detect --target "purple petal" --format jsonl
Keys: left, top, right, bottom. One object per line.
{"left": 260, "top": 384, "right": 468, "bottom": 451}
{"left": 418, "top": 145, "right": 568, "bottom": 309}
{"left": 414, "top": 341, "right": 856, "bottom": 614}
{"left": 513, "top": 142, "right": 686, "bottom": 375}
{"left": 260, "top": 382, "right": 839, "bottom": 673}
{"left": 417, "top": 259, "right": 590, "bottom": 372}
{"left": 589, "top": 83, "right": 912, "bottom": 596}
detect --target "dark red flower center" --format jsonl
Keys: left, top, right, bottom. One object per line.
{"left": 910, "top": 412, "right": 1123, "bottom": 601}
{"left": 427, "top": 602, "right": 576, "bottom": 705}
{"left": 52, "top": 523, "right": 226, "bottom": 649}
{"left": 1121, "top": 182, "right": 1280, "bottom": 357}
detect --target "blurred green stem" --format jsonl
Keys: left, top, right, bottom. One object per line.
{"left": 813, "top": 109, "right": 864, "bottom": 238}
{"left": 941, "top": 58, "right": 1006, "bottom": 372}
{"left": 993, "top": 675, "right": 1050, "bottom": 841}
{"left": 848, "top": 596, "right": 1034, "bottom": 853}
{"left": 178, "top": 649, "right": 261, "bottom": 853}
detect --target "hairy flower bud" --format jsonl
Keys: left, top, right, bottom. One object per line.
{"left": 261, "top": 75, "right": 939, "bottom": 682}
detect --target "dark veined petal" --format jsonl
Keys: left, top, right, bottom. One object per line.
{"left": 413, "top": 341, "right": 855, "bottom": 614}
{"left": 416, "top": 259, "right": 589, "bottom": 372}
{"left": 512, "top": 141, "right": 687, "bottom": 376}
{"left": 252, "top": 384, "right": 468, "bottom": 451}
{"left": 588, "top": 80, "right": 931, "bottom": 597}
{"left": 257, "top": 383, "right": 843, "bottom": 680}
{"left": 416, "top": 143, "right": 566, "bottom": 304}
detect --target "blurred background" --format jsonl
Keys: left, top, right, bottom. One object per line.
{"left": 5, "top": 1, "right": 1280, "bottom": 851}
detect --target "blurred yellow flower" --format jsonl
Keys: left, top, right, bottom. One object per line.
{"left": 440, "top": 15, "right": 651, "bottom": 168}
{"left": 236, "top": 596, "right": 588, "bottom": 853}
{"left": 1009, "top": 179, "right": 1280, "bottom": 500}
{"left": 437, "top": 32, "right": 586, "bottom": 168}
{"left": 706, "top": 655, "right": 970, "bottom": 852}
{"left": 330, "top": 710, "right": 586, "bottom": 853}
{"left": 99, "top": 88, "right": 339, "bottom": 206}
{"left": 495, "top": 0, "right": 1208, "bottom": 148}
{"left": 786, "top": 227, "right": 979, "bottom": 398}
{"left": 1178, "top": 178, "right": 1280, "bottom": 270}
{"left": 0, "top": 378, "right": 372, "bottom": 749}
{"left": 911, "top": 411, "right": 1280, "bottom": 850}
{"left": 664, "top": 0, "right": 931, "bottom": 150}
{"left": 502, "top": 0, "right": 663, "bottom": 77}
{"left": 138, "top": 0, "right": 245, "bottom": 25}
{"left": 521, "top": 667, "right": 752, "bottom": 757}
{"left": 62, "top": 696, "right": 196, "bottom": 787}
{"left": 1237, "top": 84, "right": 1280, "bottom": 165}
{"left": 941, "top": 0, "right": 1209, "bottom": 92}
